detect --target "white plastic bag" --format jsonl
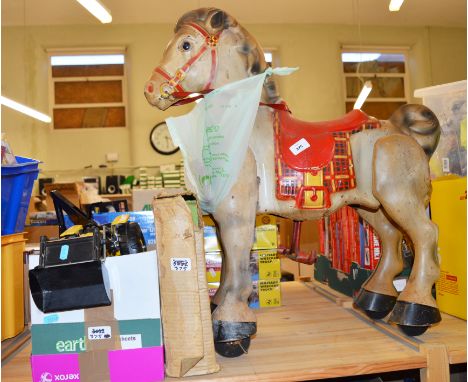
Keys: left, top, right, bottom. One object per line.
{"left": 166, "top": 67, "right": 297, "bottom": 213}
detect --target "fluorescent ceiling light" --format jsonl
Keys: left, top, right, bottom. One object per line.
{"left": 342, "top": 53, "right": 381, "bottom": 63}
{"left": 1, "top": 96, "right": 52, "bottom": 123}
{"left": 76, "top": 0, "right": 112, "bottom": 23}
{"left": 353, "top": 81, "right": 373, "bottom": 110}
{"left": 389, "top": 0, "right": 405, "bottom": 12}
{"left": 51, "top": 54, "right": 124, "bottom": 66}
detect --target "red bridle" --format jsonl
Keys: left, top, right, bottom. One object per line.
{"left": 154, "top": 22, "right": 222, "bottom": 99}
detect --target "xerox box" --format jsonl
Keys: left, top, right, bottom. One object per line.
{"left": 29, "top": 251, "right": 164, "bottom": 381}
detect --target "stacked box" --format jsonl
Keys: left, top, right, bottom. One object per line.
{"left": 319, "top": 206, "right": 381, "bottom": 275}
{"left": 91, "top": 211, "right": 156, "bottom": 250}
{"left": 359, "top": 218, "right": 381, "bottom": 270}
{"left": 179, "top": 159, "right": 186, "bottom": 188}
{"left": 138, "top": 168, "right": 148, "bottom": 189}
{"left": 204, "top": 214, "right": 281, "bottom": 308}
{"left": 315, "top": 206, "right": 384, "bottom": 297}
{"left": 147, "top": 176, "right": 156, "bottom": 189}
{"left": 29, "top": 251, "right": 164, "bottom": 382}
{"left": 161, "top": 171, "right": 181, "bottom": 189}
{"left": 155, "top": 176, "right": 163, "bottom": 188}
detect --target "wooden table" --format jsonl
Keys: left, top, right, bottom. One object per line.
{"left": 2, "top": 281, "right": 466, "bottom": 381}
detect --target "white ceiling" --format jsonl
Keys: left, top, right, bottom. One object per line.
{"left": 2, "top": 0, "right": 466, "bottom": 27}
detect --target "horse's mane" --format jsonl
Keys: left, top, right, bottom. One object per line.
{"left": 175, "top": 8, "right": 235, "bottom": 33}
{"left": 175, "top": 8, "right": 280, "bottom": 103}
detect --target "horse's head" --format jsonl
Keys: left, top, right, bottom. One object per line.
{"left": 144, "top": 8, "right": 270, "bottom": 110}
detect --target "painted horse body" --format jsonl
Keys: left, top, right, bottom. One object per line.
{"left": 145, "top": 8, "right": 441, "bottom": 355}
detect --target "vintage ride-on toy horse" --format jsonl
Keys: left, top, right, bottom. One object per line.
{"left": 145, "top": 8, "right": 441, "bottom": 357}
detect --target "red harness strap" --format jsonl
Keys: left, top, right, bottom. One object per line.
{"left": 154, "top": 22, "right": 221, "bottom": 98}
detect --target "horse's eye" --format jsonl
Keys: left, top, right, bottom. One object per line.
{"left": 182, "top": 41, "right": 191, "bottom": 51}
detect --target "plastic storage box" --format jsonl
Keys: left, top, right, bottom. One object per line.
{"left": 414, "top": 81, "right": 467, "bottom": 178}
{"left": 1, "top": 156, "right": 40, "bottom": 235}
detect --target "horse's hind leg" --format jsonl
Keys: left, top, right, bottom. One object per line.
{"left": 354, "top": 208, "right": 404, "bottom": 319}
{"left": 373, "top": 135, "right": 441, "bottom": 334}
{"left": 211, "top": 149, "right": 258, "bottom": 356}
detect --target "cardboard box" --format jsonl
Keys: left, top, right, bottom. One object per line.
{"left": 203, "top": 214, "right": 278, "bottom": 252}
{"left": 44, "top": 182, "right": 84, "bottom": 211}
{"left": 29, "top": 251, "right": 164, "bottom": 381}
{"left": 31, "top": 347, "right": 164, "bottom": 382}
{"left": 91, "top": 211, "right": 156, "bottom": 250}
{"left": 205, "top": 252, "right": 222, "bottom": 283}
{"left": 207, "top": 279, "right": 282, "bottom": 309}
{"left": 205, "top": 250, "right": 280, "bottom": 283}
{"left": 24, "top": 224, "right": 59, "bottom": 244}
{"left": 249, "top": 279, "right": 282, "bottom": 308}
{"left": 132, "top": 189, "right": 161, "bottom": 211}
{"left": 432, "top": 176, "right": 467, "bottom": 319}
{"left": 153, "top": 190, "right": 219, "bottom": 377}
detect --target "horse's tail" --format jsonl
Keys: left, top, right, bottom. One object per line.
{"left": 389, "top": 104, "right": 441, "bottom": 158}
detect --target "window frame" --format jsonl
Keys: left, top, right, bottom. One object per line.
{"left": 341, "top": 45, "right": 411, "bottom": 107}
{"left": 46, "top": 47, "right": 128, "bottom": 130}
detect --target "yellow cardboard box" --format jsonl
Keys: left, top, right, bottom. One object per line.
{"left": 205, "top": 252, "right": 222, "bottom": 283}
{"left": 205, "top": 250, "right": 280, "bottom": 283}
{"left": 431, "top": 176, "right": 466, "bottom": 319}
{"left": 207, "top": 278, "right": 281, "bottom": 309}
{"left": 256, "top": 250, "right": 281, "bottom": 280}
{"left": 203, "top": 214, "right": 277, "bottom": 252}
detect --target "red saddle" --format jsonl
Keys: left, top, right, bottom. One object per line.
{"left": 278, "top": 109, "right": 370, "bottom": 171}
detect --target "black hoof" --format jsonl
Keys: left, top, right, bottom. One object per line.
{"left": 214, "top": 337, "right": 251, "bottom": 358}
{"left": 388, "top": 301, "right": 441, "bottom": 327}
{"left": 210, "top": 302, "right": 218, "bottom": 313}
{"left": 398, "top": 324, "right": 430, "bottom": 337}
{"left": 354, "top": 289, "right": 397, "bottom": 320}
{"left": 212, "top": 320, "right": 257, "bottom": 342}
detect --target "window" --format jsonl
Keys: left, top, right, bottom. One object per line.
{"left": 47, "top": 48, "right": 127, "bottom": 129}
{"left": 342, "top": 46, "right": 410, "bottom": 119}
{"left": 264, "top": 48, "right": 279, "bottom": 68}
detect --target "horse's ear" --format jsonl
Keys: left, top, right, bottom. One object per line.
{"left": 208, "top": 9, "right": 236, "bottom": 31}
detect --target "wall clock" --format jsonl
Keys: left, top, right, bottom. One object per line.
{"left": 149, "top": 121, "right": 179, "bottom": 155}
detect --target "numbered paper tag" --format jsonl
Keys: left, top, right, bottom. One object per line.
{"left": 88, "top": 326, "right": 112, "bottom": 340}
{"left": 442, "top": 157, "right": 450, "bottom": 172}
{"left": 170, "top": 257, "right": 192, "bottom": 271}
{"left": 393, "top": 278, "right": 407, "bottom": 292}
{"left": 120, "top": 334, "right": 142, "bottom": 349}
{"left": 289, "top": 138, "right": 310, "bottom": 156}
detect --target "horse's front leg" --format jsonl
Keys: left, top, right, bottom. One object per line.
{"left": 211, "top": 149, "right": 258, "bottom": 356}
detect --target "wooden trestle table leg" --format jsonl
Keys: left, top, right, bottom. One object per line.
{"left": 419, "top": 343, "right": 450, "bottom": 382}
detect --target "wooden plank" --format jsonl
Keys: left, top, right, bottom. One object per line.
{"left": 165, "top": 282, "right": 425, "bottom": 381}
{"left": 4, "top": 281, "right": 463, "bottom": 381}
{"left": 2, "top": 282, "right": 426, "bottom": 382}
{"left": 308, "top": 279, "right": 467, "bottom": 365}
{"left": 1, "top": 328, "right": 30, "bottom": 362}
{"left": 1, "top": 342, "right": 32, "bottom": 382}
{"left": 420, "top": 343, "right": 450, "bottom": 382}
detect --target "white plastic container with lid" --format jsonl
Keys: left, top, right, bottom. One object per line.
{"left": 414, "top": 80, "right": 467, "bottom": 178}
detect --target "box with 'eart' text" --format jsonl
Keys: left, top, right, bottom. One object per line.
{"left": 29, "top": 251, "right": 164, "bottom": 381}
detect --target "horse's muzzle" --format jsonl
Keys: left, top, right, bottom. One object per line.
{"left": 144, "top": 80, "right": 173, "bottom": 111}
